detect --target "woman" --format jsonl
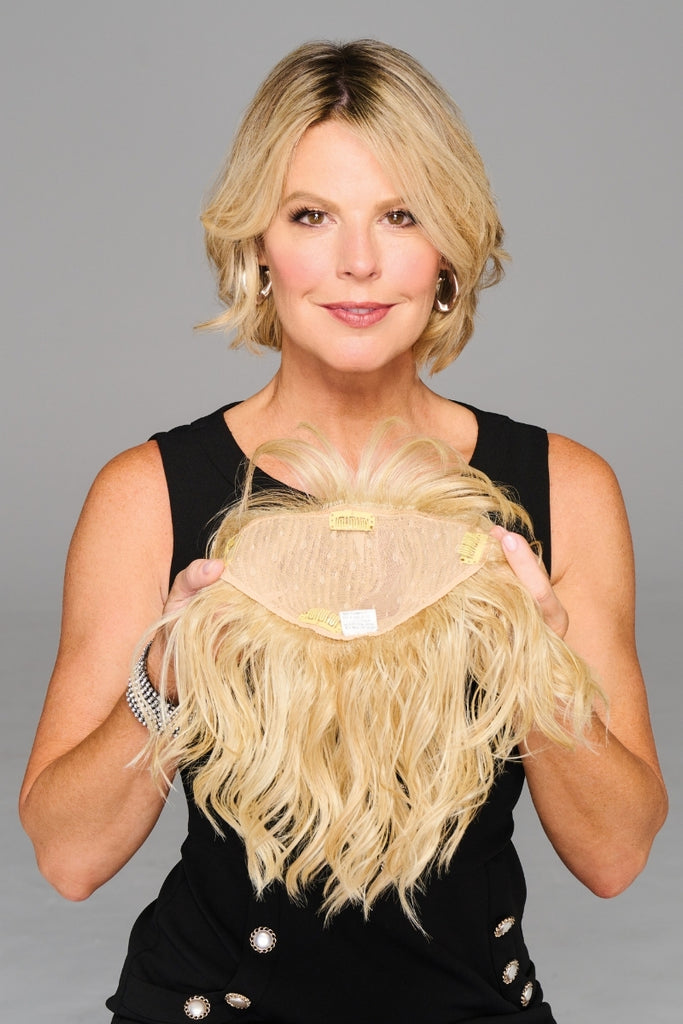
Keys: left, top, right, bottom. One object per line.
{"left": 19, "top": 40, "right": 666, "bottom": 1024}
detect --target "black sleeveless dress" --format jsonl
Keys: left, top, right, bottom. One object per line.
{"left": 107, "top": 404, "right": 556, "bottom": 1024}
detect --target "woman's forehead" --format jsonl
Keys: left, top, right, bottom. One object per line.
{"left": 281, "top": 121, "right": 402, "bottom": 204}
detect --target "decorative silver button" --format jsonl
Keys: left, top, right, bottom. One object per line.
{"left": 250, "top": 926, "right": 277, "bottom": 953}
{"left": 184, "top": 995, "right": 211, "bottom": 1019}
{"left": 521, "top": 981, "right": 534, "bottom": 1007}
{"left": 493, "top": 915, "right": 516, "bottom": 938}
{"left": 225, "top": 992, "right": 252, "bottom": 1009}
{"left": 502, "top": 959, "right": 520, "bottom": 985}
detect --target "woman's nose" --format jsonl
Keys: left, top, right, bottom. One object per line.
{"left": 336, "top": 225, "right": 380, "bottom": 279}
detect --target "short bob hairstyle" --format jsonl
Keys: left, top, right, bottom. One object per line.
{"left": 201, "top": 39, "right": 507, "bottom": 373}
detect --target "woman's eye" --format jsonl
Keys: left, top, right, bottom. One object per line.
{"left": 291, "top": 208, "right": 327, "bottom": 226}
{"left": 385, "top": 209, "right": 415, "bottom": 227}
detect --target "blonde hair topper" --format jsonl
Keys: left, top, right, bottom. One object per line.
{"left": 141, "top": 428, "right": 603, "bottom": 925}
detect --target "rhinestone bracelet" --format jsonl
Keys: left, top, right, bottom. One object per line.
{"left": 126, "top": 641, "right": 179, "bottom": 732}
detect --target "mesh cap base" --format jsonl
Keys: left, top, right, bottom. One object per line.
{"left": 220, "top": 505, "right": 491, "bottom": 639}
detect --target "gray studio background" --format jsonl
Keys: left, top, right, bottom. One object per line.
{"left": 2, "top": 2, "right": 680, "bottom": 1021}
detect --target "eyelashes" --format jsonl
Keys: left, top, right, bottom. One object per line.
{"left": 288, "top": 207, "right": 417, "bottom": 227}
{"left": 289, "top": 206, "right": 327, "bottom": 226}
{"left": 384, "top": 209, "right": 416, "bottom": 227}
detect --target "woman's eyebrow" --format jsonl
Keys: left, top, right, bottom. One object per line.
{"left": 282, "top": 190, "right": 331, "bottom": 206}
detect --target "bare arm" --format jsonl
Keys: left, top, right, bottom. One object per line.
{"left": 18, "top": 442, "right": 223, "bottom": 900}
{"left": 496, "top": 435, "right": 667, "bottom": 896}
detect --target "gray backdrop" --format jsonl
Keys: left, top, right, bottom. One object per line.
{"left": 2, "top": 2, "right": 680, "bottom": 1021}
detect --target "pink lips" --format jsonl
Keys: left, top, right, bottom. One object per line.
{"left": 323, "top": 303, "right": 393, "bottom": 328}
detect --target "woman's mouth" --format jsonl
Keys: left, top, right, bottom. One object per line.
{"left": 323, "top": 303, "right": 393, "bottom": 328}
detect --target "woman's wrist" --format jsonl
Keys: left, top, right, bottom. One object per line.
{"left": 126, "top": 641, "right": 178, "bottom": 732}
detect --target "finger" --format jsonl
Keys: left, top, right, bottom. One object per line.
{"left": 147, "top": 559, "right": 224, "bottom": 697}
{"left": 490, "top": 527, "right": 569, "bottom": 638}
{"left": 166, "top": 558, "right": 225, "bottom": 608}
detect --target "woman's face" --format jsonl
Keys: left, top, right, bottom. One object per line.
{"left": 261, "top": 121, "right": 442, "bottom": 379}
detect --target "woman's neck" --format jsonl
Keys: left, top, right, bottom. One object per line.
{"left": 267, "top": 361, "right": 434, "bottom": 460}
{"left": 224, "top": 355, "right": 477, "bottom": 479}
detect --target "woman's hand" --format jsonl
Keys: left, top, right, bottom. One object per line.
{"left": 489, "top": 524, "right": 568, "bottom": 638}
{"left": 163, "top": 558, "right": 226, "bottom": 617}
{"left": 146, "top": 558, "right": 225, "bottom": 701}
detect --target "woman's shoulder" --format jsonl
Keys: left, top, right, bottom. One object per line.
{"left": 547, "top": 432, "right": 630, "bottom": 588}
{"left": 87, "top": 440, "right": 167, "bottom": 507}
{"left": 76, "top": 441, "right": 172, "bottom": 575}
{"left": 548, "top": 429, "right": 616, "bottom": 467}
{"left": 547, "top": 432, "right": 624, "bottom": 510}
{"left": 85, "top": 403, "right": 243, "bottom": 541}
{"left": 467, "top": 404, "right": 620, "bottom": 493}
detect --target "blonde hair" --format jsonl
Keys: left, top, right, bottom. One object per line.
{"left": 200, "top": 40, "right": 507, "bottom": 373}
{"left": 141, "top": 429, "right": 602, "bottom": 926}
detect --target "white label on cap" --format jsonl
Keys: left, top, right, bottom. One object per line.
{"left": 339, "top": 608, "right": 378, "bottom": 637}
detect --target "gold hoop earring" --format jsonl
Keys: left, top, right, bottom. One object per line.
{"left": 256, "top": 267, "right": 272, "bottom": 305}
{"left": 433, "top": 268, "right": 459, "bottom": 313}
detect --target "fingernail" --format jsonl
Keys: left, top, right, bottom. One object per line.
{"left": 203, "top": 559, "right": 222, "bottom": 574}
{"left": 502, "top": 533, "right": 518, "bottom": 551}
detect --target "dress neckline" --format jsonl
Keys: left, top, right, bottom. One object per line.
{"left": 213, "top": 401, "right": 484, "bottom": 486}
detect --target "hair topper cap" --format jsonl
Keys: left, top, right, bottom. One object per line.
{"left": 220, "top": 505, "right": 491, "bottom": 639}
